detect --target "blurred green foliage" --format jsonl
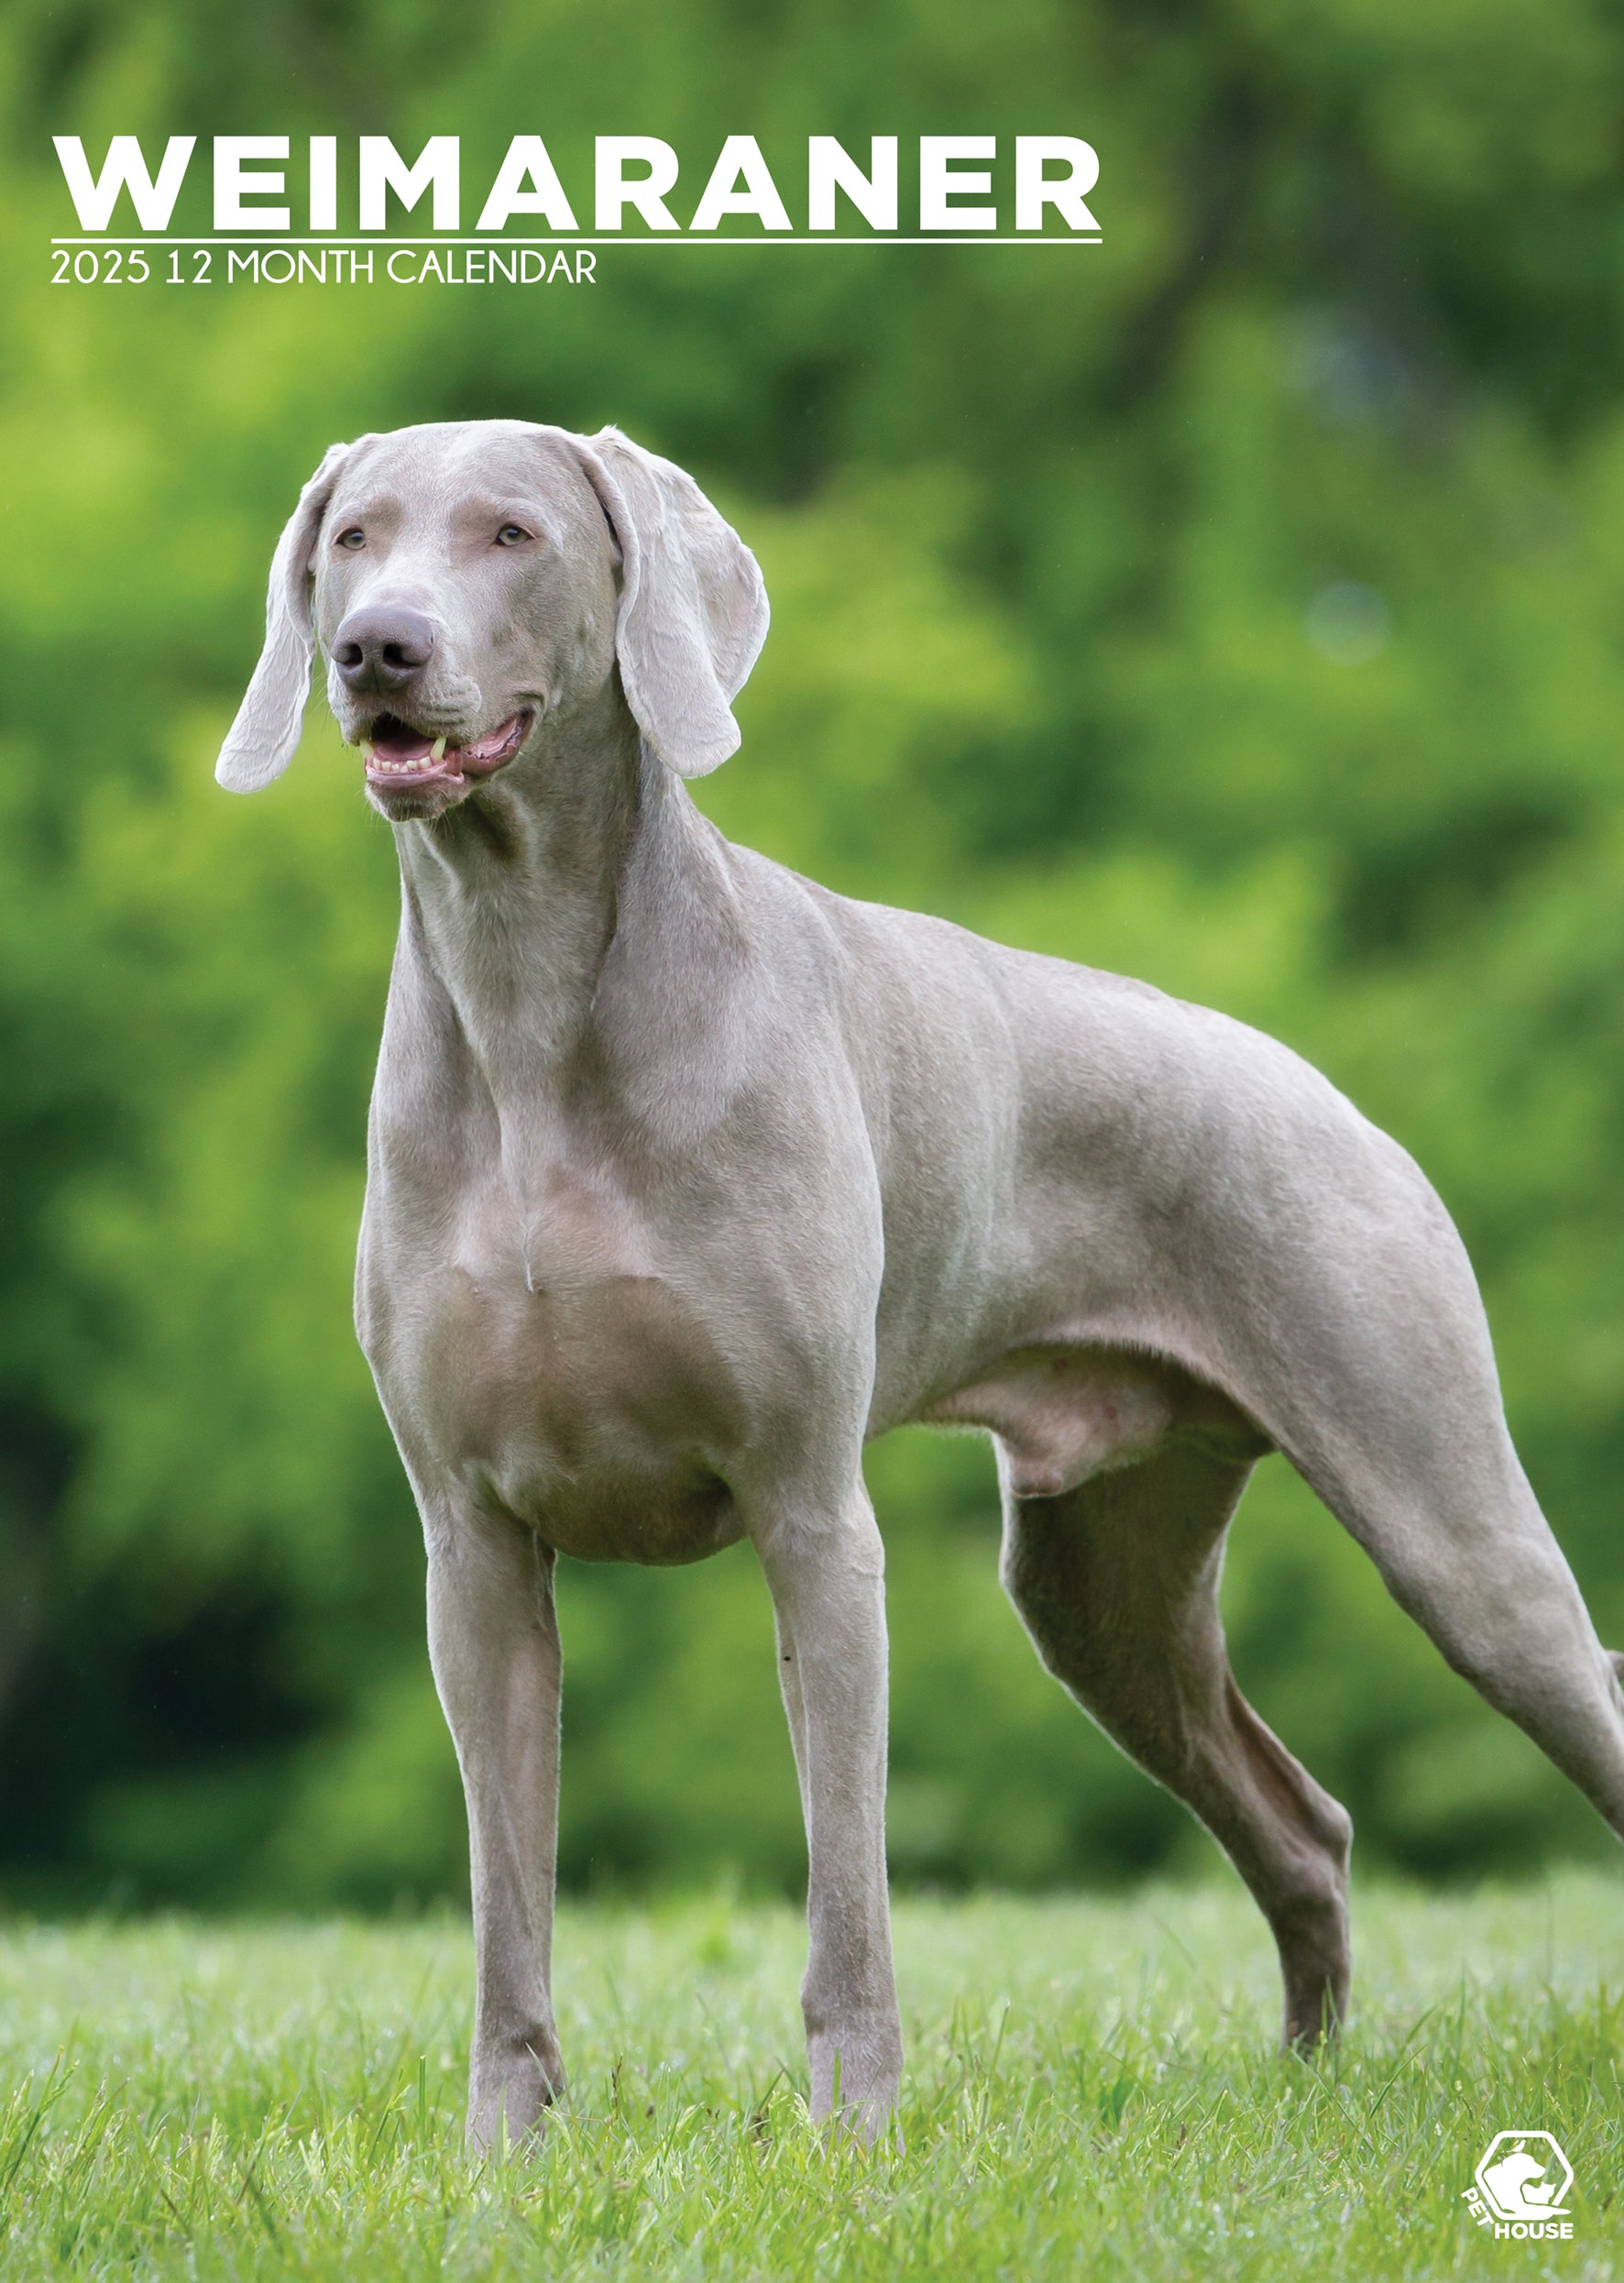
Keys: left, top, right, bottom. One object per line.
{"left": 4, "top": 0, "right": 1624, "bottom": 1908}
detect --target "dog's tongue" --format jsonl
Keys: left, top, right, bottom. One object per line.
{"left": 364, "top": 713, "right": 528, "bottom": 776}
{"left": 372, "top": 725, "right": 438, "bottom": 766}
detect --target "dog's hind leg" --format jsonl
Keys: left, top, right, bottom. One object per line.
{"left": 1223, "top": 1166, "right": 1624, "bottom": 1849}
{"left": 1287, "top": 1401, "right": 1624, "bottom": 1844}
{"left": 1000, "top": 1442, "right": 1354, "bottom": 2047}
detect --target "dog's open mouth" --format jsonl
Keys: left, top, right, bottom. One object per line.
{"left": 361, "top": 709, "right": 532, "bottom": 795}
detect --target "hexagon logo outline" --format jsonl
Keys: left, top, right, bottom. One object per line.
{"left": 1474, "top": 2131, "right": 1574, "bottom": 2225}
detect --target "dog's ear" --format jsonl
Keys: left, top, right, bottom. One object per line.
{"left": 216, "top": 440, "right": 354, "bottom": 794}
{"left": 576, "top": 427, "right": 769, "bottom": 778}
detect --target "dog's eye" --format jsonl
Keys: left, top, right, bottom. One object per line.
{"left": 495, "top": 524, "right": 532, "bottom": 547}
{"left": 335, "top": 528, "right": 366, "bottom": 550}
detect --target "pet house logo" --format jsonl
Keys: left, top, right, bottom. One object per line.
{"left": 1462, "top": 2131, "right": 1575, "bottom": 2239}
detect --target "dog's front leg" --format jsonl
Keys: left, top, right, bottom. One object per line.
{"left": 757, "top": 1487, "right": 902, "bottom": 2141}
{"left": 425, "top": 1505, "right": 565, "bottom": 2148}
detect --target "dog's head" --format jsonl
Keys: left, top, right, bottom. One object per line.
{"left": 215, "top": 421, "right": 769, "bottom": 821}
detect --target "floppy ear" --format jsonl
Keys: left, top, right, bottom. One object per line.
{"left": 216, "top": 440, "right": 354, "bottom": 793}
{"left": 575, "top": 426, "right": 769, "bottom": 778}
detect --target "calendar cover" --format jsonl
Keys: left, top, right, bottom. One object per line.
{"left": 3, "top": 5, "right": 1620, "bottom": 2272}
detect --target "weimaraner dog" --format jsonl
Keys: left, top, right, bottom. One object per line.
{"left": 217, "top": 419, "right": 1624, "bottom": 2147}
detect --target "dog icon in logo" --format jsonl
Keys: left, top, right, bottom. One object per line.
{"left": 1475, "top": 2133, "right": 1574, "bottom": 2225}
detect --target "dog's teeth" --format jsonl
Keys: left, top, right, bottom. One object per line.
{"left": 361, "top": 742, "right": 375, "bottom": 763}
{"left": 432, "top": 737, "right": 447, "bottom": 761}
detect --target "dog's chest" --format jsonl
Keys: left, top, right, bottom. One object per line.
{"left": 360, "top": 1158, "right": 751, "bottom": 1562}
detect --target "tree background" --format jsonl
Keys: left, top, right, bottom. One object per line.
{"left": 4, "top": 0, "right": 1624, "bottom": 1908}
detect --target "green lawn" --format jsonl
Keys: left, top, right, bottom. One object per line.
{"left": 1, "top": 1875, "right": 1621, "bottom": 2279}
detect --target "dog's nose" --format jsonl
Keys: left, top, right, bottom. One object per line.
{"left": 332, "top": 608, "right": 436, "bottom": 695}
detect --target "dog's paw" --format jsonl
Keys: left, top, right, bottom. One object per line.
{"left": 466, "top": 2039, "right": 565, "bottom": 2153}
{"left": 807, "top": 2021, "right": 903, "bottom": 2150}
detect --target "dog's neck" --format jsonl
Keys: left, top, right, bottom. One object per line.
{"left": 389, "top": 679, "right": 743, "bottom": 1124}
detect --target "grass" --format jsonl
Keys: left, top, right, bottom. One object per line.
{"left": 0, "top": 1875, "right": 1621, "bottom": 2278}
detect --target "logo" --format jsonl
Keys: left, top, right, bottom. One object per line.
{"left": 1463, "top": 2132, "right": 1575, "bottom": 2239}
